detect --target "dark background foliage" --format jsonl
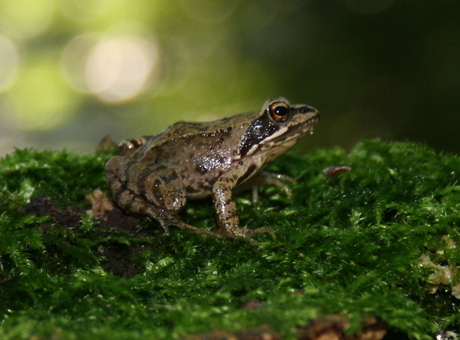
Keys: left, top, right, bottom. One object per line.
{"left": 0, "top": 0, "right": 458, "bottom": 156}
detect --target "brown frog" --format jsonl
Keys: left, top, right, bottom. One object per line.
{"left": 105, "top": 97, "right": 319, "bottom": 244}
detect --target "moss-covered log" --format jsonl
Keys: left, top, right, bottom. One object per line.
{"left": 1, "top": 140, "right": 459, "bottom": 339}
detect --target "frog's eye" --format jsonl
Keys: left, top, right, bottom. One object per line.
{"left": 269, "top": 102, "right": 290, "bottom": 123}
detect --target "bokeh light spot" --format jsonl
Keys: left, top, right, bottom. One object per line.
{"left": 6, "top": 61, "right": 77, "bottom": 131}
{"left": 0, "top": 35, "right": 20, "bottom": 92}
{"left": 0, "top": 0, "right": 55, "bottom": 39}
{"left": 62, "top": 33, "right": 159, "bottom": 103}
{"left": 61, "top": 33, "right": 99, "bottom": 93}
{"left": 85, "top": 34, "right": 159, "bottom": 103}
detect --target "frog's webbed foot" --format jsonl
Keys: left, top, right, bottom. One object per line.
{"left": 146, "top": 207, "right": 225, "bottom": 239}
{"left": 240, "top": 227, "right": 276, "bottom": 246}
{"left": 251, "top": 171, "right": 296, "bottom": 203}
{"left": 217, "top": 225, "right": 276, "bottom": 246}
{"left": 172, "top": 220, "right": 275, "bottom": 246}
{"left": 151, "top": 208, "right": 274, "bottom": 246}
{"left": 247, "top": 227, "right": 276, "bottom": 239}
{"left": 171, "top": 220, "right": 225, "bottom": 239}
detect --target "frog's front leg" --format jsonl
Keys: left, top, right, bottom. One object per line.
{"left": 212, "top": 164, "right": 276, "bottom": 242}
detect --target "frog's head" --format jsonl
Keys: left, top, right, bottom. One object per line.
{"left": 240, "top": 97, "right": 320, "bottom": 161}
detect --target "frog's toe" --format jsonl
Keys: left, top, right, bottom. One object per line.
{"left": 157, "top": 220, "right": 171, "bottom": 235}
{"left": 240, "top": 228, "right": 276, "bottom": 246}
{"left": 248, "top": 227, "right": 276, "bottom": 240}
{"left": 168, "top": 219, "right": 226, "bottom": 239}
{"left": 225, "top": 226, "right": 276, "bottom": 245}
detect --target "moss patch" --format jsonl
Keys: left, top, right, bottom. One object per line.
{"left": 1, "top": 140, "right": 459, "bottom": 339}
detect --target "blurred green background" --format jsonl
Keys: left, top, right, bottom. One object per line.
{"left": 0, "top": 0, "right": 458, "bottom": 156}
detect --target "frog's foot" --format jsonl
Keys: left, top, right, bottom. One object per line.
{"left": 147, "top": 207, "right": 275, "bottom": 245}
{"left": 173, "top": 221, "right": 225, "bottom": 239}
{"left": 251, "top": 172, "right": 296, "bottom": 203}
{"left": 151, "top": 211, "right": 225, "bottom": 239}
{"left": 218, "top": 226, "right": 276, "bottom": 246}
{"left": 174, "top": 221, "right": 275, "bottom": 246}
{"left": 247, "top": 227, "right": 276, "bottom": 239}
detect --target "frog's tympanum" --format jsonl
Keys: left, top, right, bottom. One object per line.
{"left": 106, "top": 97, "right": 319, "bottom": 244}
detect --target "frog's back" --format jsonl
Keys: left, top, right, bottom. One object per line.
{"left": 133, "top": 120, "right": 240, "bottom": 191}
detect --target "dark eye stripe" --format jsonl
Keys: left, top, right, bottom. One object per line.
{"left": 240, "top": 116, "right": 279, "bottom": 157}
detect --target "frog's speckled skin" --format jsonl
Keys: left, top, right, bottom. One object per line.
{"left": 106, "top": 97, "right": 319, "bottom": 244}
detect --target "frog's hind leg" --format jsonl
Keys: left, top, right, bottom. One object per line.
{"left": 106, "top": 156, "right": 225, "bottom": 238}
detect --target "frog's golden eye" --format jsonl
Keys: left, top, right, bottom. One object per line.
{"left": 269, "top": 102, "right": 290, "bottom": 122}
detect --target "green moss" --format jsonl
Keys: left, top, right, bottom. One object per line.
{"left": 1, "top": 140, "right": 459, "bottom": 339}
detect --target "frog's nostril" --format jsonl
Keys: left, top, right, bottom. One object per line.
{"left": 298, "top": 106, "right": 318, "bottom": 115}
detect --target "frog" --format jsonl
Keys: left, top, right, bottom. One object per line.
{"left": 105, "top": 97, "right": 320, "bottom": 244}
